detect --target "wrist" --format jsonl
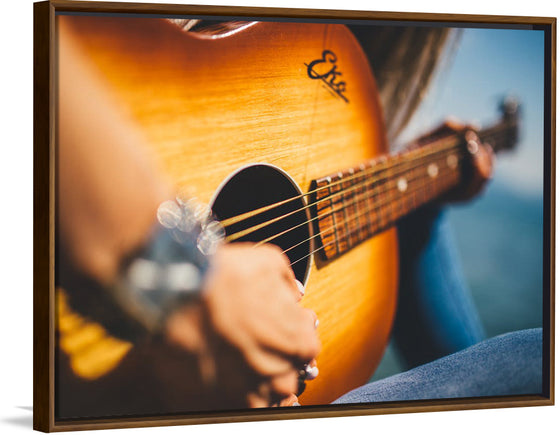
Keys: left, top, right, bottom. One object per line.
{"left": 164, "top": 301, "right": 219, "bottom": 387}
{"left": 111, "top": 196, "right": 225, "bottom": 336}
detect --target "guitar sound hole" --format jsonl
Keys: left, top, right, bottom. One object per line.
{"left": 211, "top": 164, "right": 312, "bottom": 284}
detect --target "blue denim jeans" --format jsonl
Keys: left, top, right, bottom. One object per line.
{"left": 393, "top": 207, "right": 486, "bottom": 368}
{"left": 333, "top": 328, "right": 542, "bottom": 403}
{"left": 333, "top": 208, "right": 543, "bottom": 403}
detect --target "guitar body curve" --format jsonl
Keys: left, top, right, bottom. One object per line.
{"left": 60, "top": 16, "right": 399, "bottom": 405}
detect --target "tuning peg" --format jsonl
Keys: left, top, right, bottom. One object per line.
{"left": 500, "top": 95, "right": 520, "bottom": 118}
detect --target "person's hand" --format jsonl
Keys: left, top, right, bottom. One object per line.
{"left": 165, "top": 243, "right": 320, "bottom": 408}
{"left": 451, "top": 130, "right": 494, "bottom": 202}
{"left": 413, "top": 119, "right": 495, "bottom": 203}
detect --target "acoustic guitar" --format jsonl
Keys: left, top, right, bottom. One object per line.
{"left": 58, "top": 15, "right": 519, "bottom": 405}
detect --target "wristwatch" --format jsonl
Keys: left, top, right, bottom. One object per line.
{"left": 110, "top": 197, "right": 225, "bottom": 334}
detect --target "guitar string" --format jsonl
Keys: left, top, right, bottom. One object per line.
{"left": 280, "top": 165, "right": 460, "bottom": 259}
{"left": 224, "top": 125, "right": 510, "bottom": 242}
{"left": 289, "top": 172, "right": 461, "bottom": 267}
{"left": 254, "top": 151, "right": 464, "bottom": 249}
{"left": 218, "top": 122, "right": 509, "bottom": 229}
{"left": 225, "top": 150, "right": 461, "bottom": 243}
{"left": 287, "top": 164, "right": 462, "bottom": 266}
{"left": 220, "top": 136, "right": 462, "bottom": 230}
{"left": 225, "top": 143, "right": 466, "bottom": 243}
{"left": 224, "top": 142, "right": 466, "bottom": 242}
{"left": 285, "top": 156, "right": 461, "bottom": 255}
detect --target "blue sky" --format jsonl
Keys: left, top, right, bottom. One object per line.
{"left": 399, "top": 27, "right": 545, "bottom": 198}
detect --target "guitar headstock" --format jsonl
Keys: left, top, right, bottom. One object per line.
{"left": 499, "top": 96, "right": 520, "bottom": 148}
{"left": 490, "top": 96, "right": 521, "bottom": 153}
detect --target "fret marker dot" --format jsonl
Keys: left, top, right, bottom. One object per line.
{"left": 447, "top": 154, "right": 458, "bottom": 169}
{"left": 397, "top": 177, "right": 408, "bottom": 192}
{"left": 427, "top": 163, "right": 439, "bottom": 178}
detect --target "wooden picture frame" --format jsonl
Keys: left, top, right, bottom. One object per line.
{"left": 34, "top": 0, "right": 556, "bottom": 431}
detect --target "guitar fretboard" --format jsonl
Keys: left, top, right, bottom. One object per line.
{"left": 311, "top": 136, "right": 465, "bottom": 261}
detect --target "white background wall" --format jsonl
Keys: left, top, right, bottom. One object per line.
{"left": 1, "top": 0, "right": 557, "bottom": 434}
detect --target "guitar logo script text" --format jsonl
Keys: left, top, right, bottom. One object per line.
{"left": 305, "top": 50, "right": 349, "bottom": 103}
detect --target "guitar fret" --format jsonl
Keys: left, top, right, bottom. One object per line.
{"left": 342, "top": 170, "right": 359, "bottom": 247}
{"left": 414, "top": 158, "right": 426, "bottom": 210}
{"left": 384, "top": 157, "right": 396, "bottom": 226}
{"left": 326, "top": 180, "right": 343, "bottom": 256}
{"left": 411, "top": 157, "right": 423, "bottom": 210}
{"left": 314, "top": 178, "right": 338, "bottom": 260}
{"left": 359, "top": 163, "right": 374, "bottom": 237}
{"left": 374, "top": 157, "right": 387, "bottom": 231}
{"left": 350, "top": 166, "right": 371, "bottom": 244}
{"left": 395, "top": 154, "right": 407, "bottom": 220}
{"left": 349, "top": 168, "right": 363, "bottom": 243}
{"left": 335, "top": 172, "right": 352, "bottom": 250}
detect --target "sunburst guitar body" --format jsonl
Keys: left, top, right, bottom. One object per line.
{"left": 59, "top": 15, "right": 399, "bottom": 405}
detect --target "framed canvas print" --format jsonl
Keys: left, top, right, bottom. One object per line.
{"left": 33, "top": 0, "right": 555, "bottom": 431}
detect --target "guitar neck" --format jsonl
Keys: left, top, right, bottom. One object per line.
{"left": 311, "top": 136, "right": 464, "bottom": 261}
{"left": 311, "top": 99, "right": 519, "bottom": 262}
